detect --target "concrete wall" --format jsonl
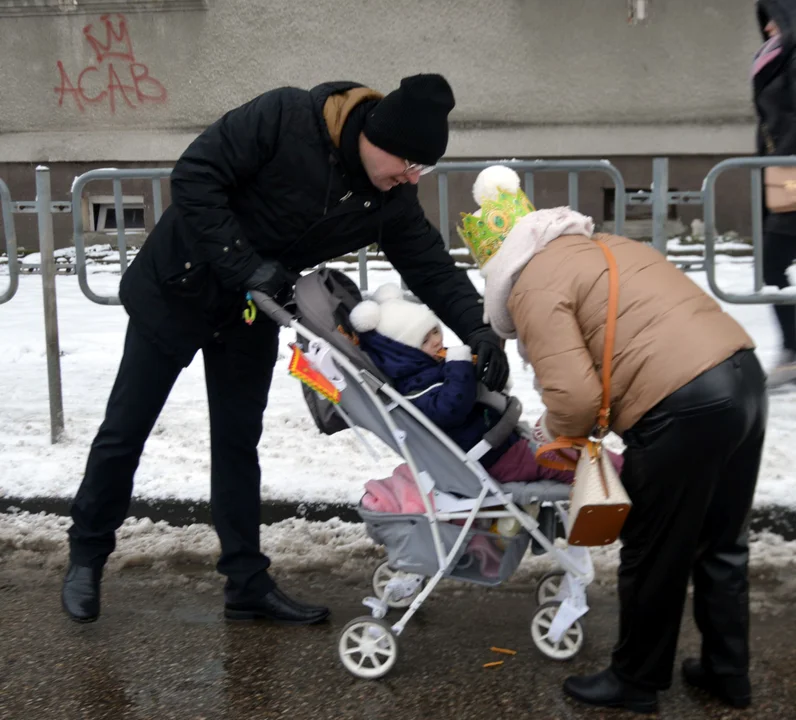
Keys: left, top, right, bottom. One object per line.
{"left": 0, "top": 0, "right": 765, "bottom": 254}
{"left": 0, "top": 0, "right": 761, "bottom": 161}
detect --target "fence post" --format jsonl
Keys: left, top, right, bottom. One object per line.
{"left": 568, "top": 172, "right": 579, "bottom": 211}
{"left": 36, "top": 166, "right": 65, "bottom": 443}
{"left": 750, "top": 168, "right": 765, "bottom": 292}
{"left": 651, "top": 157, "right": 669, "bottom": 255}
{"left": 437, "top": 172, "right": 450, "bottom": 250}
{"left": 0, "top": 179, "right": 19, "bottom": 305}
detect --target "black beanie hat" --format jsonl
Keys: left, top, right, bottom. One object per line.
{"left": 363, "top": 74, "right": 455, "bottom": 166}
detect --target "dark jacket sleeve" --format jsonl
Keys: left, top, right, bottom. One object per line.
{"left": 767, "top": 53, "right": 796, "bottom": 155}
{"left": 170, "top": 90, "right": 288, "bottom": 289}
{"left": 379, "top": 187, "right": 490, "bottom": 342}
{"left": 783, "top": 53, "right": 796, "bottom": 154}
{"left": 407, "top": 360, "right": 479, "bottom": 429}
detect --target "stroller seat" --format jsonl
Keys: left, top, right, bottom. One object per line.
{"left": 291, "top": 270, "right": 556, "bottom": 500}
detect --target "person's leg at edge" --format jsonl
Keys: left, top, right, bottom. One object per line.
{"left": 64, "top": 322, "right": 183, "bottom": 621}
{"left": 202, "top": 315, "right": 329, "bottom": 623}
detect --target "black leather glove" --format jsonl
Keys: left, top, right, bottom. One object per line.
{"left": 468, "top": 327, "right": 510, "bottom": 391}
{"left": 243, "top": 260, "right": 299, "bottom": 304}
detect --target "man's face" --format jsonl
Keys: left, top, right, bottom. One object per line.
{"left": 359, "top": 134, "right": 424, "bottom": 192}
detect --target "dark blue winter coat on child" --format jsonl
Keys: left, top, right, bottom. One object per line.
{"left": 357, "top": 330, "right": 511, "bottom": 466}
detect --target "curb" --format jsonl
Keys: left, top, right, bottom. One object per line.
{"left": 2, "top": 497, "right": 795, "bottom": 540}
{"left": 0, "top": 496, "right": 358, "bottom": 527}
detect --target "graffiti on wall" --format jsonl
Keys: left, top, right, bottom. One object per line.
{"left": 54, "top": 14, "right": 167, "bottom": 113}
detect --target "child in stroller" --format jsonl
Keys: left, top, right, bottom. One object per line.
{"left": 349, "top": 282, "right": 623, "bottom": 573}
{"left": 349, "top": 283, "right": 622, "bottom": 479}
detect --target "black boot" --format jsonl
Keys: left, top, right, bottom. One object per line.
{"left": 563, "top": 667, "right": 658, "bottom": 714}
{"left": 682, "top": 658, "right": 751, "bottom": 709}
{"left": 225, "top": 584, "right": 330, "bottom": 624}
{"left": 62, "top": 563, "right": 102, "bottom": 623}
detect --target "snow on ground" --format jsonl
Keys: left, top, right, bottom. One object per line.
{"left": 0, "top": 256, "right": 795, "bottom": 510}
{"left": 1, "top": 510, "right": 794, "bottom": 582}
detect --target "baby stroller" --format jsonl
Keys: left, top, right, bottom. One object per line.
{"left": 253, "top": 269, "right": 595, "bottom": 680}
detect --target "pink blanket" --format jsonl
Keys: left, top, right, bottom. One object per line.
{"left": 362, "top": 463, "right": 430, "bottom": 514}
{"left": 362, "top": 464, "right": 503, "bottom": 577}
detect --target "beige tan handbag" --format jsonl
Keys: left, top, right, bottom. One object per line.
{"left": 535, "top": 239, "right": 632, "bottom": 546}
{"left": 764, "top": 166, "right": 796, "bottom": 213}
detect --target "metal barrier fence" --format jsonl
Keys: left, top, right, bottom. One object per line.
{"left": 702, "top": 157, "right": 796, "bottom": 305}
{"left": 0, "top": 178, "right": 19, "bottom": 304}
{"left": 68, "top": 161, "right": 627, "bottom": 296}
{"left": 0, "top": 156, "right": 790, "bottom": 444}
{"left": 72, "top": 168, "right": 172, "bottom": 305}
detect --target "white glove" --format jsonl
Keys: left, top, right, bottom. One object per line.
{"left": 446, "top": 344, "right": 473, "bottom": 362}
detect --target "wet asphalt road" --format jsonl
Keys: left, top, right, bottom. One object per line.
{"left": 1, "top": 559, "right": 794, "bottom": 720}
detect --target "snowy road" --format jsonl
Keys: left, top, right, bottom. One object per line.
{"left": 1, "top": 532, "right": 795, "bottom": 720}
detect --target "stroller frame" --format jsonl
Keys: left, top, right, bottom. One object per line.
{"left": 253, "top": 287, "right": 595, "bottom": 680}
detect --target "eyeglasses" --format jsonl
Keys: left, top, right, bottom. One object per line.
{"left": 404, "top": 159, "right": 436, "bottom": 176}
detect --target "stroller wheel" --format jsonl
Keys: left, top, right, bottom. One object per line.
{"left": 535, "top": 571, "right": 589, "bottom": 607}
{"left": 530, "top": 601, "right": 585, "bottom": 661}
{"left": 372, "top": 561, "right": 425, "bottom": 609}
{"left": 536, "top": 571, "right": 566, "bottom": 605}
{"left": 338, "top": 616, "right": 399, "bottom": 679}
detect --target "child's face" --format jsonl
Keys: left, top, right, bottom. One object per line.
{"left": 420, "top": 326, "right": 444, "bottom": 357}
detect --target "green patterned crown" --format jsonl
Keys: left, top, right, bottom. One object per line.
{"left": 457, "top": 188, "right": 535, "bottom": 268}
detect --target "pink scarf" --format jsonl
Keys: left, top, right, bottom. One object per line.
{"left": 752, "top": 35, "right": 783, "bottom": 79}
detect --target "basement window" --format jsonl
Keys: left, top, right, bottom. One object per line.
{"left": 89, "top": 195, "right": 145, "bottom": 234}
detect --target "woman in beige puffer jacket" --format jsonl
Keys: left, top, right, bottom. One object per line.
{"left": 475, "top": 196, "right": 767, "bottom": 714}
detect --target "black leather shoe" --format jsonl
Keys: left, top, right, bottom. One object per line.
{"left": 682, "top": 658, "right": 751, "bottom": 709}
{"left": 224, "top": 585, "right": 330, "bottom": 624}
{"left": 563, "top": 667, "right": 658, "bottom": 714}
{"left": 62, "top": 563, "right": 102, "bottom": 623}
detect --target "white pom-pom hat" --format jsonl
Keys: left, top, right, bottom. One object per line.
{"left": 350, "top": 283, "right": 441, "bottom": 350}
{"left": 472, "top": 165, "right": 521, "bottom": 207}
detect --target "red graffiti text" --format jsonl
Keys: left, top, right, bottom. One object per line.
{"left": 54, "top": 14, "right": 167, "bottom": 113}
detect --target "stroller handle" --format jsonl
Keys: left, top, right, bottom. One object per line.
{"left": 482, "top": 396, "right": 523, "bottom": 450}
{"left": 250, "top": 290, "right": 294, "bottom": 328}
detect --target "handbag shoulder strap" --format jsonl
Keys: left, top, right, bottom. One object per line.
{"left": 593, "top": 238, "right": 620, "bottom": 433}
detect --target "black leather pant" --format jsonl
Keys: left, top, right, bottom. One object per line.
{"left": 68, "top": 317, "right": 280, "bottom": 601}
{"left": 611, "top": 350, "right": 767, "bottom": 690}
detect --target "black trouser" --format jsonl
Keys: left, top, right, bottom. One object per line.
{"left": 763, "top": 230, "right": 796, "bottom": 352}
{"left": 68, "top": 315, "right": 280, "bottom": 601}
{"left": 611, "top": 349, "right": 767, "bottom": 691}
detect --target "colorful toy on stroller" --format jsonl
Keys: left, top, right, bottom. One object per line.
{"left": 252, "top": 269, "right": 594, "bottom": 680}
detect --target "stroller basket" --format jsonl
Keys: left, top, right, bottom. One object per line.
{"left": 361, "top": 507, "right": 531, "bottom": 585}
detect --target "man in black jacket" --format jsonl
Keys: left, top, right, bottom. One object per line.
{"left": 62, "top": 74, "right": 509, "bottom": 625}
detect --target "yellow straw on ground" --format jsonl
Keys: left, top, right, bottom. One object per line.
{"left": 490, "top": 647, "right": 517, "bottom": 656}
{"left": 483, "top": 661, "right": 504, "bottom": 668}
